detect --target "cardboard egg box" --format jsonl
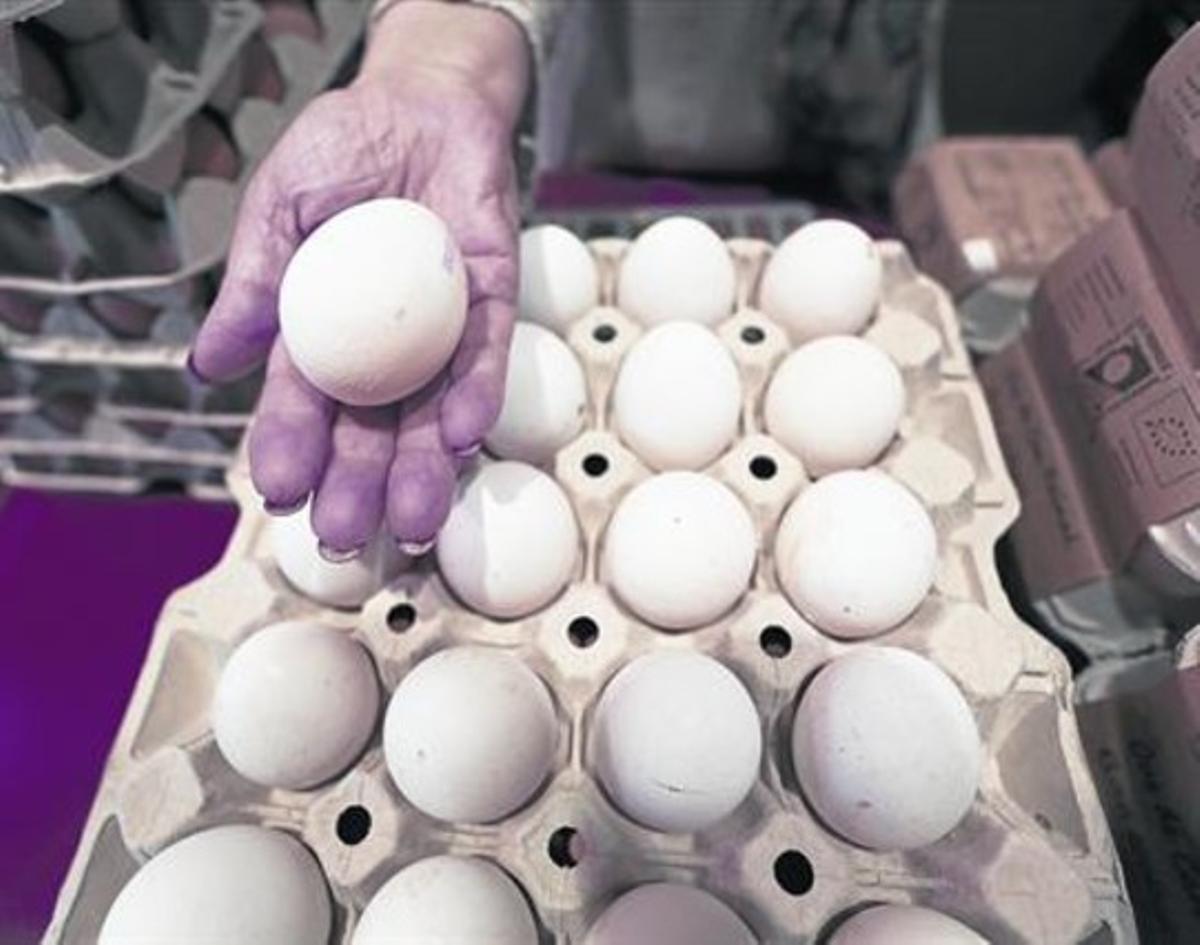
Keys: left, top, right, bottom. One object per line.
{"left": 970, "top": 23, "right": 1200, "bottom": 668}
{"left": 0, "top": 0, "right": 260, "bottom": 193}
{"left": 1072, "top": 625, "right": 1200, "bottom": 943}
{"left": 43, "top": 235, "right": 1133, "bottom": 945}
{"left": 891, "top": 136, "right": 1114, "bottom": 355}
{"left": 0, "top": 0, "right": 371, "bottom": 355}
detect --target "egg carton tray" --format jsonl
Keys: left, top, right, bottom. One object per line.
{"left": 0, "top": 0, "right": 370, "bottom": 319}
{"left": 0, "top": 0, "right": 260, "bottom": 194}
{"left": 42, "top": 238, "right": 1133, "bottom": 945}
{"left": 0, "top": 448, "right": 231, "bottom": 498}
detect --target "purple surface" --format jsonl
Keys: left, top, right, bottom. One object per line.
{"left": 0, "top": 488, "right": 235, "bottom": 944}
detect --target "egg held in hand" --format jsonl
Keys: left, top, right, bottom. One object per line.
{"left": 279, "top": 198, "right": 468, "bottom": 406}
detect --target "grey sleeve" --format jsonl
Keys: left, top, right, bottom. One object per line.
{"left": 368, "top": 0, "right": 563, "bottom": 197}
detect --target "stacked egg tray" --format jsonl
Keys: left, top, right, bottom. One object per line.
{"left": 0, "top": 353, "right": 261, "bottom": 498}
{"left": 42, "top": 238, "right": 1134, "bottom": 944}
{"left": 0, "top": 0, "right": 371, "bottom": 496}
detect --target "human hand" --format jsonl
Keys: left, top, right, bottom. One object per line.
{"left": 190, "top": 0, "right": 529, "bottom": 557}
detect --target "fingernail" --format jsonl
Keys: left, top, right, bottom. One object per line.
{"left": 454, "top": 442, "right": 482, "bottom": 459}
{"left": 185, "top": 351, "right": 209, "bottom": 385}
{"left": 318, "top": 542, "right": 365, "bottom": 563}
{"left": 398, "top": 538, "right": 436, "bottom": 556}
{"left": 263, "top": 496, "right": 307, "bottom": 516}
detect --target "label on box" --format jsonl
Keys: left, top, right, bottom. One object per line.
{"left": 1131, "top": 21, "right": 1200, "bottom": 340}
{"left": 1027, "top": 209, "right": 1200, "bottom": 569}
{"left": 1078, "top": 664, "right": 1200, "bottom": 942}
{"left": 892, "top": 137, "right": 1112, "bottom": 297}
{"left": 979, "top": 340, "right": 1114, "bottom": 597}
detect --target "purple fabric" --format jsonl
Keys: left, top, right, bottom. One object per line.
{"left": 0, "top": 488, "right": 235, "bottom": 944}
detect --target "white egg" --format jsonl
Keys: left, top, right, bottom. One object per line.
{"left": 437, "top": 461, "right": 579, "bottom": 618}
{"left": 792, "top": 647, "right": 981, "bottom": 850}
{"left": 613, "top": 322, "right": 742, "bottom": 470}
{"left": 279, "top": 198, "right": 467, "bottom": 406}
{"left": 485, "top": 321, "right": 588, "bottom": 464}
{"left": 764, "top": 336, "right": 904, "bottom": 477}
{"left": 775, "top": 470, "right": 937, "bottom": 638}
{"left": 518, "top": 224, "right": 600, "bottom": 332}
{"left": 353, "top": 855, "right": 538, "bottom": 945}
{"left": 616, "top": 216, "right": 736, "bottom": 327}
{"left": 830, "top": 905, "right": 987, "bottom": 944}
{"left": 383, "top": 646, "right": 558, "bottom": 823}
{"left": 592, "top": 651, "right": 762, "bottom": 833}
{"left": 99, "top": 825, "right": 329, "bottom": 945}
{"left": 269, "top": 503, "right": 401, "bottom": 609}
{"left": 759, "top": 219, "right": 882, "bottom": 341}
{"left": 213, "top": 621, "right": 379, "bottom": 790}
{"left": 603, "top": 472, "right": 756, "bottom": 629}
{"left": 583, "top": 883, "right": 757, "bottom": 945}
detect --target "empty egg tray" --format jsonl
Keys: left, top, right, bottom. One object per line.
{"left": 41, "top": 238, "right": 1135, "bottom": 944}
{"left": 0, "top": 0, "right": 371, "bottom": 352}
{"left": 0, "top": 0, "right": 260, "bottom": 193}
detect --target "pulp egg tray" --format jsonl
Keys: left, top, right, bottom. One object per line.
{"left": 0, "top": 0, "right": 370, "bottom": 316}
{"left": 0, "top": 356, "right": 252, "bottom": 496}
{"left": 0, "top": 0, "right": 259, "bottom": 193}
{"left": 43, "top": 239, "right": 1134, "bottom": 944}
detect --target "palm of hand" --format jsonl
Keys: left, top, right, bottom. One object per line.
{"left": 191, "top": 74, "right": 519, "bottom": 555}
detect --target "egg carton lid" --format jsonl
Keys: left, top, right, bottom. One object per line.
{"left": 41, "top": 237, "right": 1132, "bottom": 945}
{"left": 0, "top": 0, "right": 370, "bottom": 297}
{"left": 0, "top": 0, "right": 260, "bottom": 194}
